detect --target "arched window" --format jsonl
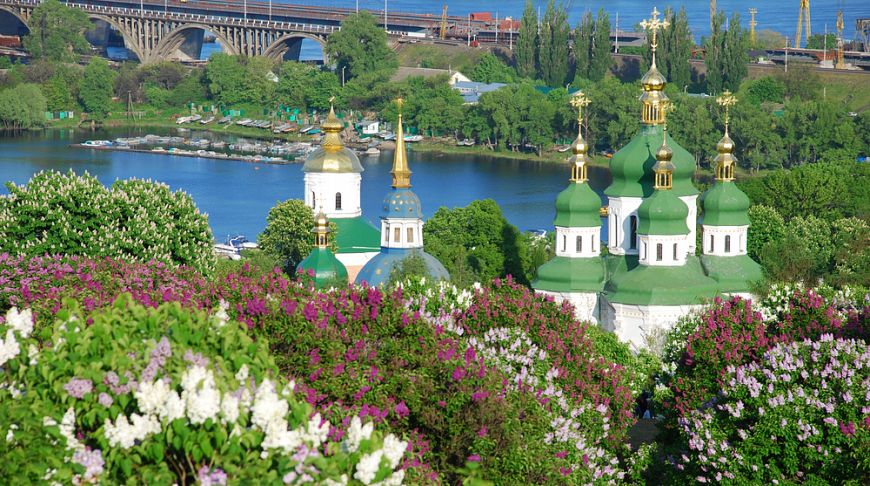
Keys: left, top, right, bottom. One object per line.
{"left": 311, "top": 191, "right": 316, "bottom": 208}
{"left": 656, "top": 243, "right": 663, "bottom": 261}
{"left": 629, "top": 216, "right": 637, "bottom": 250}
{"left": 741, "top": 234, "right": 746, "bottom": 252}
{"left": 394, "top": 227, "right": 401, "bottom": 243}
{"left": 407, "top": 227, "right": 414, "bottom": 243}
{"left": 576, "top": 236, "right": 582, "bottom": 253}
{"left": 562, "top": 235, "right": 566, "bottom": 252}
{"left": 335, "top": 192, "right": 342, "bottom": 210}
{"left": 673, "top": 243, "right": 678, "bottom": 261}
{"left": 642, "top": 242, "right": 647, "bottom": 260}
{"left": 709, "top": 234, "right": 714, "bottom": 253}
{"left": 725, "top": 235, "right": 731, "bottom": 253}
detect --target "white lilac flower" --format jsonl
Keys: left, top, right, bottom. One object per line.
{"left": 0, "top": 329, "right": 21, "bottom": 367}
{"left": 322, "top": 474, "right": 349, "bottom": 486}
{"left": 181, "top": 366, "right": 220, "bottom": 425}
{"left": 213, "top": 300, "right": 230, "bottom": 328}
{"left": 344, "top": 416, "right": 374, "bottom": 453}
{"left": 371, "top": 469, "right": 405, "bottom": 486}
{"left": 221, "top": 394, "right": 240, "bottom": 424}
{"left": 306, "top": 414, "right": 330, "bottom": 449}
{"left": 381, "top": 434, "right": 407, "bottom": 469}
{"left": 59, "top": 408, "right": 83, "bottom": 451}
{"left": 5, "top": 423, "right": 17, "bottom": 442}
{"left": 103, "top": 413, "right": 160, "bottom": 449}
{"left": 5, "top": 307, "right": 33, "bottom": 338}
{"left": 353, "top": 449, "right": 384, "bottom": 485}
{"left": 235, "top": 364, "right": 249, "bottom": 383}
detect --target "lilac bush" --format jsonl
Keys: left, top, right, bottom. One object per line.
{"left": 675, "top": 337, "right": 869, "bottom": 483}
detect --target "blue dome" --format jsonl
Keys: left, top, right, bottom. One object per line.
{"left": 382, "top": 188, "right": 422, "bottom": 218}
{"left": 355, "top": 248, "right": 449, "bottom": 287}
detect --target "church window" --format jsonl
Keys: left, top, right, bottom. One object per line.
{"left": 394, "top": 227, "right": 401, "bottom": 243}
{"left": 725, "top": 235, "right": 731, "bottom": 253}
{"left": 629, "top": 216, "right": 637, "bottom": 250}
{"left": 673, "top": 243, "right": 678, "bottom": 260}
{"left": 709, "top": 234, "right": 714, "bottom": 253}
{"left": 312, "top": 191, "right": 316, "bottom": 208}
{"left": 642, "top": 242, "right": 647, "bottom": 260}
{"left": 741, "top": 234, "right": 746, "bottom": 252}
{"left": 562, "top": 235, "right": 566, "bottom": 252}
{"left": 335, "top": 192, "right": 342, "bottom": 210}
{"left": 576, "top": 236, "right": 582, "bottom": 253}
{"left": 407, "top": 227, "right": 414, "bottom": 243}
{"left": 656, "top": 243, "right": 663, "bottom": 261}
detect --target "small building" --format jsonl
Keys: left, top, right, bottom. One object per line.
{"left": 356, "top": 120, "right": 379, "bottom": 135}
{"left": 391, "top": 67, "right": 470, "bottom": 84}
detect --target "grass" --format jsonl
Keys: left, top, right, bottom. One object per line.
{"left": 396, "top": 43, "right": 486, "bottom": 74}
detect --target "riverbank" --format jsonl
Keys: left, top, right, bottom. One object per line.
{"left": 409, "top": 141, "right": 612, "bottom": 167}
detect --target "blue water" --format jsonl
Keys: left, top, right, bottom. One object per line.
{"left": 0, "top": 129, "right": 611, "bottom": 241}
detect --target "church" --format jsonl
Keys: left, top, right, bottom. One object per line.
{"left": 532, "top": 9, "right": 762, "bottom": 348}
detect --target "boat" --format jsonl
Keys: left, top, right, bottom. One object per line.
{"left": 175, "top": 116, "right": 190, "bottom": 125}
{"left": 218, "top": 116, "right": 231, "bottom": 124}
{"left": 188, "top": 114, "right": 202, "bottom": 123}
{"left": 213, "top": 243, "right": 241, "bottom": 260}
{"left": 200, "top": 116, "right": 215, "bottom": 124}
{"left": 227, "top": 235, "right": 259, "bottom": 251}
{"left": 456, "top": 139, "right": 475, "bottom": 146}
{"left": 556, "top": 145, "right": 571, "bottom": 153}
{"left": 298, "top": 125, "right": 314, "bottom": 134}
{"left": 382, "top": 133, "right": 396, "bottom": 141}
{"left": 377, "top": 130, "right": 392, "bottom": 138}
{"left": 236, "top": 118, "right": 252, "bottom": 126}
{"left": 307, "top": 128, "right": 321, "bottom": 135}
{"left": 81, "top": 140, "right": 112, "bottom": 147}
{"left": 403, "top": 135, "right": 423, "bottom": 142}
{"left": 364, "top": 147, "right": 381, "bottom": 156}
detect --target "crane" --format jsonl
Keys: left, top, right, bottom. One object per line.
{"left": 795, "top": 0, "right": 811, "bottom": 48}
{"left": 440, "top": 5, "right": 448, "bottom": 40}
{"left": 836, "top": 10, "right": 845, "bottom": 68}
{"left": 749, "top": 8, "right": 758, "bottom": 46}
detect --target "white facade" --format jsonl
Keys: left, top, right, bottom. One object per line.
{"left": 539, "top": 290, "right": 600, "bottom": 324}
{"left": 600, "top": 298, "right": 705, "bottom": 350}
{"left": 554, "top": 226, "right": 600, "bottom": 258}
{"left": 381, "top": 217, "right": 423, "bottom": 249}
{"left": 304, "top": 172, "right": 362, "bottom": 218}
{"left": 678, "top": 195, "right": 698, "bottom": 254}
{"left": 701, "top": 224, "right": 749, "bottom": 257}
{"left": 357, "top": 120, "right": 379, "bottom": 135}
{"left": 607, "top": 196, "right": 643, "bottom": 255}
{"left": 638, "top": 234, "right": 688, "bottom": 266}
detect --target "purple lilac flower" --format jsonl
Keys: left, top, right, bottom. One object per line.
{"left": 467, "top": 454, "right": 481, "bottom": 462}
{"left": 63, "top": 378, "right": 93, "bottom": 399}
{"left": 198, "top": 466, "right": 228, "bottom": 486}
{"left": 72, "top": 448, "right": 104, "bottom": 482}
{"left": 98, "top": 393, "right": 113, "bottom": 407}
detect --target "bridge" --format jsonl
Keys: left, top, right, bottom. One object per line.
{"left": 0, "top": 0, "right": 455, "bottom": 62}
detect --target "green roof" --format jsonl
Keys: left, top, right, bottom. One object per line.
{"left": 606, "top": 124, "right": 698, "bottom": 198}
{"left": 701, "top": 182, "right": 751, "bottom": 226}
{"left": 604, "top": 255, "right": 721, "bottom": 305}
{"left": 700, "top": 254, "right": 764, "bottom": 294}
{"left": 532, "top": 256, "right": 606, "bottom": 293}
{"left": 296, "top": 248, "right": 348, "bottom": 288}
{"left": 332, "top": 216, "right": 381, "bottom": 253}
{"left": 637, "top": 190, "right": 690, "bottom": 235}
{"left": 554, "top": 183, "right": 603, "bottom": 227}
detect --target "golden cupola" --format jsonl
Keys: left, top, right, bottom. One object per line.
{"left": 714, "top": 90, "right": 738, "bottom": 182}
{"left": 653, "top": 126, "right": 675, "bottom": 190}
{"left": 391, "top": 97, "right": 412, "bottom": 188}
{"left": 302, "top": 98, "right": 364, "bottom": 174}
{"left": 569, "top": 92, "right": 592, "bottom": 183}
{"left": 313, "top": 209, "right": 330, "bottom": 248}
{"left": 639, "top": 7, "right": 671, "bottom": 125}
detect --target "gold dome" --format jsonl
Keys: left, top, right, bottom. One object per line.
{"left": 641, "top": 64, "right": 667, "bottom": 91}
{"left": 302, "top": 103, "right": 364, "bottom": 174}
{"left": 313, "top": 209, "right": 331, "bottom": 248}
{"left": 571, "top": 134, "right": 589, "bottom": 155}
{"left": 716, "top": 132, "right": 735, "bottom": 154}
{"left": 655, "top": 136, "right": 674, "bottom": 163}
{"left": 653, "top": 128, "right": 675, "bottom": 190}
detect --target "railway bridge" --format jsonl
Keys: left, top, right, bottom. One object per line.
{"left": 0, "top": 0, "right": 445, "bottom": 62}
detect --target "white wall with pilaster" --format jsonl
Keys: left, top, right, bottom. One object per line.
{"left": 678, "top": 195, "right": 698, "bottom": 254}
{"left": 599, "top": 298, "right": 705, "bottom": 350}
{"left": 380, "top": 218, "right": 423, "bottom": 249}
{"left": 701, "top": 225, "right": 749, "bottom": 256}
{"left": 538, "top": 290, "right": 599, "bottom": 324}
{"left": 638, "top": 234, "right": 688, "bottom": 266}
{"left": 607, "top": 196, "right": 642, "bottom": 256}
{"left": 304, "top": 172, "right": 362, "bottom": 218}
{"left": 555, "top": 226, "right": 600, "bottom": 258}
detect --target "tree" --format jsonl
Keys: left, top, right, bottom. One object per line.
{"left": 776, "top": 62, "right": 821, "bottom": 101}
{"left": 747, "top": 205, "right": 785, "bottom": 261}
{"left": 538, "top": 0, "right": 570, "bottom": 86}
{"left": 22, "top": 0, "right": 90, "bottom": 62}
{"left": 276, "top": 61, "right": 316, "bottom": 109}
{"left": 0, "top": 84, "right": 47, "bottom": 130}
{"left": 259, "top": 199, "right": 337, "bottom": 273}
{"left": 730, "top": 102, "right": 785, "bottom": 171}
{"left": 743, "top": 76, "right": 785, "bottom": 105}
{"left": 325, "top": 12, "right": 397, "bottom": 81}
{"left": 41, "top": 64, "right": 81, "bottom": 112}
{"left": 470, "top": 53, "right": 515, "bottom": 83}
{"left": 573, "top": 12, "right": 594, "bottom": 81}
{"left": 667, "top": 95, "right": 717, "bottom": 166}
{"left": 307, "top": 71, "right": 342, "bottom": 111}
{"left": 515, "top": 0, "right": 538, "bottom": 79}
{"left": 805, "top": 33, "right": 837, "bottom": 51}
{"left": 589, "top": 9, "right": 613, "bottom": 82}
{"left": 79, "top": 57, "right": 115, "bottom": 120}
{"left": 704, "top": 11, "right": 748, "bottom": 93}
{"left": 651, "top": 7, "right": 692, "bottom": 91}
{"left": 754, "top": 29, "right": 786, "bottom": 49}
{"left": 203, "top": 53, "right": 246, "bottom": 105}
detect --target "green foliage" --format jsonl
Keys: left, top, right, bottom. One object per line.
{"left": 579, "top": 76, "right": 640, "bottom": 151}
{"left": 258, "top": 199, "right": 337, "bottom": 274}
{"left": 704, "top": 11, "right": 749, "bottom": 94}
{"left": 41, "top": 64, "right": 81, "bottom": 112}
{"left": 472, "top": 83, "right": 554, "bottom": 153}
{"left": 79, "top": 58, "right": 116, "bottom": 120}
{"left": 0, "top": 298, "right": 404, "bottom": 484}
{"left": 514, "top": 0, "right": 538, "bottom": 79}
{"left": 340, "top": 70, "right": 392, "bottom": 111}
{"left": 423, "top": 199, "right": 526, "bottom": 286}
{"left": 385, "top": 75, "right": 463, "bottom": 137}
{"left": 0, "top": 171, "right": 214, "bottom": 273}
{"left": 22, "top": 0, "right": 90, "bottom": 62}
{"left": 537, "top": 0, "right": 570, "bottom": 86}
{"left": 742, "top": 75, "right": 785, "bottom": 105}
{"left": 275, "top": 61, "right": 316, "bottom": 109}
{"left": 0, "top": 83, "right": 47, "bottom": 130}
{"left": 667, "top": 94, "right": 717, "bottom": 166}
{"left": 387, "top": 252, "right": 435, "bottom": 285}
{"left": 325, "top": 12, "right": 397, "bottom": 81}
{"left": 642, "top": 8, "right": 692, "bottom": 90}
{"left": 805, "top": 33, "right": 837, "bottom": 50}
{"left": 574, "top": 9, "right": 612, "bottom": 83}
{"left": 747, "top": 205, "right": 786, "bottom": 261}
{"left": 470, "top": 53, "right": 515, "bottom": 84}
{"left": 776, "top": 62, "right": 821, "bottom": 101}
{"left": 204, "top": 54, "right": 276, "bottom": 106}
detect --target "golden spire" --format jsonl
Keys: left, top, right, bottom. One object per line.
{"left": 653, "top": 124, "right": 675, "bottom": 190}
{"left": 568, "top": 91, "right": 591, "bottom": 183}
{"left": 391, "top": 97, "right": 411, "bottom": 188}
{"left": 313, "top": 208, "right": 330, "bottom": 248}
{"left": 321, "top": 96, "right": 344, "bottom": 153}
{"left": 714, "top": 90, "right": 738, "bottom": 182}
{"left": 639, "top": 7, "right": 670, "bottom": 125}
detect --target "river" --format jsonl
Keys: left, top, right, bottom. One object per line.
{"left": 0, "top": 128, "right": 612, "bottom": 242}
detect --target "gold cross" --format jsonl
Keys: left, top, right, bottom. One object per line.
{"left": 716, "top": 90, "right": 737, "bottom": 126}
{"left": 395, "top": 97, "right": 404, "bottom": 114}
{"left": 570, "top": 91, "right": 590, "bottom": 124}
{"left": 328, "top": 96, "right": 335, "bottom": 105}
{"left": 640, "top": 7, "right": 669, "bottom": 49}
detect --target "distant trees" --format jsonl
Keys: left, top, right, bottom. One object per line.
{"left": 643, "top": 7, "right": 692, "bottom": 90}
{"left": 538, "top": 0, "right": 570, "bottom": 86}
{"left": 515, "top": 0, "right": 538, "bottom": 79}
{"left": 574, "top": 9, "right": 612, "bottom": 82}
{"left": 258, "top": 199, "right": 336, "bottom": 273}
{"left": 0, "top": 84, "right": 47, "bottom": 130}
{"left": 704, "top": 11, "right": 749, "bottom": 93}
{"left": 325, "top": 12, "right": 397, "bottom": 81}
{"left": 470, "top": 53, "right": 515, "bottom": 83}
{"left": 22, "top": 0, "right": 90, "bottom": 62}
{"left": 805, "top": 33, "right": 837, "bottom": 51}
{"left": 79, "top": 58, "right": 115, "bottom": 120}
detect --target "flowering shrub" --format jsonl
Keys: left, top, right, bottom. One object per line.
{"left": 674, "top": 337, "right": 869, "bottom": 483}
{"left": 0, "top": 171, "right": 214, "bottom": 272}
{"left": 0, "top": 299, "right": 405, "bottom": 484}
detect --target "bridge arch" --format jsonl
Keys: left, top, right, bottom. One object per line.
{"left": 0, "top": 6, "right": 29, "bottom": 36}
{"left": 153, "top": 23, "right": 239, "bottom": 62}
{"left": 86, "top": 14, "right": 145, "bottom": 62}
{"left": 263, "top": 32, "right": 326, "bottom": 62}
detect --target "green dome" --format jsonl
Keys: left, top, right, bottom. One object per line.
{"left": 701, "top": 182, "right": 750, "bottom": 226}
{"left": 533, "top": 256, "right": 606, "bottom": 293}
{"left": 606, "top": 124, "right": 698, "bottom": 198}
{"left": 701, "top": 254, "right": 764, "bottom": 294}
{"left": 296, "top": 248, "right": 348, "bottom": 288}
{"left": 604, "top": 255, "right": 722, "bottom": 305}
{"left": 637, "top": 190, "right": 689, "bottom": 235}
{"left": 554, "top": 183, "right": 602, "bottom": 227}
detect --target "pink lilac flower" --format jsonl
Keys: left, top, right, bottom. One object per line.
{"left": 64, "top": 378, "right": 93, "bottom": 399}
{"left": 467, "top": 454, "right": 481, "bottom": 462}
{"left": 98, "top": 393, "right": 113, "bottom": 407}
